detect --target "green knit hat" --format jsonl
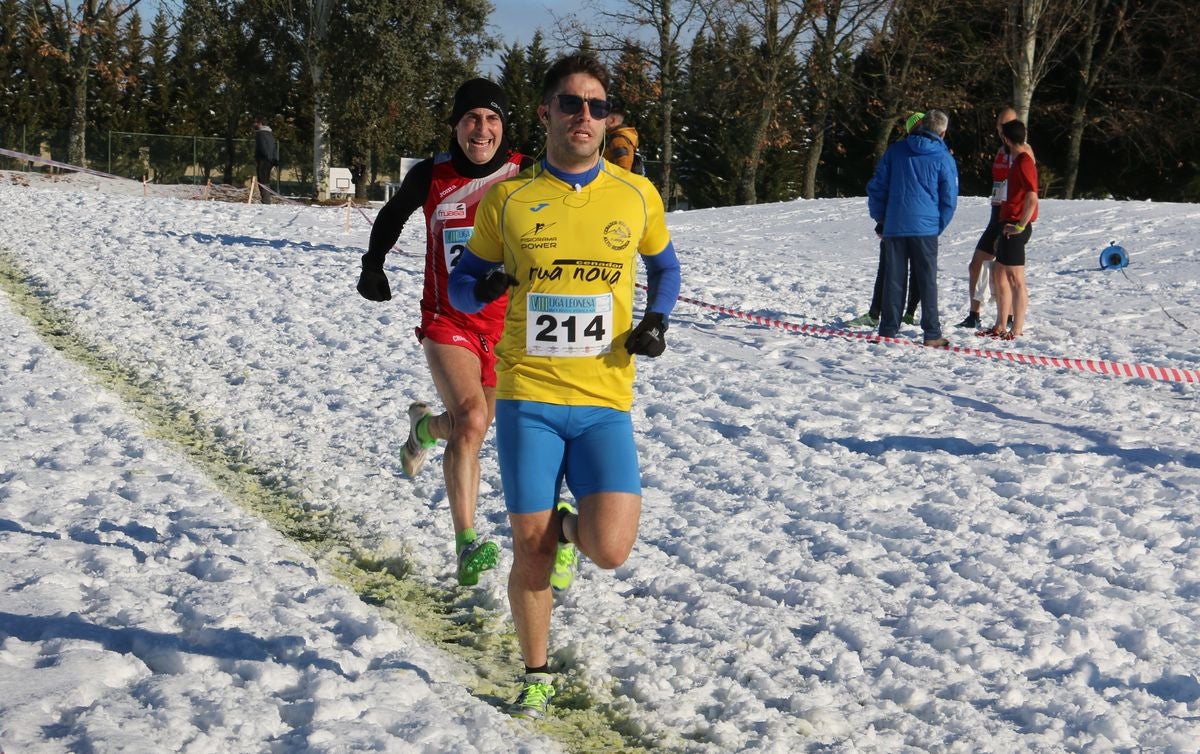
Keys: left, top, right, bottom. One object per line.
{"left": 905, "top": 111, "right": 925, "bottom": 133}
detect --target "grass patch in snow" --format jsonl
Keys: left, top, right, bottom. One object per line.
{"left": 0, "top": 249, "right": 667, "bottom": 753}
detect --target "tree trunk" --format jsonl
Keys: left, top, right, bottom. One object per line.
{"left": 1062, "top": 4, "right": 1096, "bottom": 200}
{"left": 872, "top": 117, "right": 894, "bottom": 163}
{"left": 659, "top": 86, "right": 674, "bottom": 207}
{"left": 1062, "top": 105, "right": 1087, "bottom": 200}
{"left": 656, "top": 2, "right": 675, "bottom": 208}
{"left": 308, "top": 0, "right": 333, "bottom": 199}
{"left": 737, "top": 72, "right": 777, "bottom": 206}
{"left": 223, "top": 131, "right": 235, "bottom": 185}
{"left": 738, "top": 0, "right": 790, "bottom": 204}
{"left": 1063, "top": 0, "right": 1127, "bottom": 199}
{"left": 67, "top": 0, "right": 97, "bottom": 166}
{"left": 1011, "top": 0, "right": 1039, "bottom": 123}
{"left": 313, "top": 90, "right": 330, "bottom": 200}
{"left": 803, "top": 121, "right": 825, "bottom": 199}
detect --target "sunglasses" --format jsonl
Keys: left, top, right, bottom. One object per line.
{"left": 554, "top": 94, "right": 612, "bottom": 119}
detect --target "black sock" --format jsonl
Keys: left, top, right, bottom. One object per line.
{"left": 525, "top": 664, "right": 550, "bottom": 675}
{"left": 556, "top": 507, "right": 570, "bottom": 545}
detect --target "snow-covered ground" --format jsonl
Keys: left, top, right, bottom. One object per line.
{"left": 2, "top": 169, "right": 1198, "bottom": 753}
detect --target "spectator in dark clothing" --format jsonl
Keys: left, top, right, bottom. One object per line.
{"left": 867, "top": 108, "right": 959, "bottom": 347}
{"left": 848, "top": 111, "right": 925, "bottom": 328}
{"left": 253, "top": 117, "right": 278, "bottom": 204}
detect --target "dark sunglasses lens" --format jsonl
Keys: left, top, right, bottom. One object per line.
{"left": 556, "top": 95, "right": 611, "bottom": 118}
{"left": 557, "top": 95, "right": 584, "bottom": 114}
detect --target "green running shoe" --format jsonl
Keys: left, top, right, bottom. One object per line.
{"left": 846, "top": 313, "right": 879, "bottom": 328}
{"left": 902, "top": 313, "right": 917, "bottom": 325}
{"left": 456, "top": 538, "right": 499, "bottom": 587}
{"left": 401, "top": 402, "right": 436, "bottom": 478}
{"left": 510, "top": 672, "right": 556, "bottom": 719}
{"left": 550, "top": 500, "right": 578, "bottom": 593}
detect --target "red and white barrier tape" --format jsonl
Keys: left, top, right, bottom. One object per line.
{"left": 7, "top": 149, "right": 1187, "bottom": 382}
{"left": 653, "top": 287, "right": 1200, "bottom": 385}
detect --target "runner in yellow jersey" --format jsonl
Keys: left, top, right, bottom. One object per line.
{"left": 448, "top": 53, "right": 681, "bottom": 720}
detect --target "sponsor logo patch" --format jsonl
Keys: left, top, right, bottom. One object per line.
{"left": 436, "top": 202, "right": 467, "bottom": 220}
{"left": 521, "top": 222, "right": 558, "bottom": 250}
{"left": 602, "top": 220, "right": 633, "bottom": 251}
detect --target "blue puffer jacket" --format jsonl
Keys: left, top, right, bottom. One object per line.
{"left": 867, "top": 130, "right": 959, "bottom": 237}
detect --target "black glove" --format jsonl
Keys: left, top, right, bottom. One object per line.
{"left": 874, "top": 221, "right": 883, "bottom": 236}
{"left": 626, "top": 312, "right": 667, "bottom": 357}
{"left": 357, "top": 268, "right": 391, "bottom": 301}
{"left": 474, "top": 268, "right": 519, "bottom": 303}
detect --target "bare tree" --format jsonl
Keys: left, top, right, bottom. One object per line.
{"left": 302, "top": 0, "right": 333, "bottom": 199}
{"left": 262, "top": 0, "right": 333, "bottom": 198}
{"left": 800, "top": 0, "right": 888, "bottom": 199}
{"left": 34, "top": 0, "right": 143, "bottom": 165}
{"left": 1061, "top": 0, "right": 1133, "bottom": 198}
{"left": 861, "top": 0, "right": 953, "bottom": 163}
{"left": 1006, "top": 0, "right": 1088, "bottom": 124}
{"left": 558, "top": 0, "right": 712, "bottom": 204}
{"left": 724, "top": 0, "right": 810, "bottom": 205}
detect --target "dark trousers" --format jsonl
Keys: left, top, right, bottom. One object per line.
{"left": 879, "top": 236, "right": 940, "bottom": 339}
{"left": 869, "top": 240, "right": 921, "bottom": 319}
{"left": 255, "top": 160, "right": 273, "bottom": 204}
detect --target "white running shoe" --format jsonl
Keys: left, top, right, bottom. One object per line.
{"left": 401, "top": 402, "right": 435, "bottom": 478}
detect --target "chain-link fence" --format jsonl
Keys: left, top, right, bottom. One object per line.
{"left": 0, "top": 127, "right": 304, "bottom": 195}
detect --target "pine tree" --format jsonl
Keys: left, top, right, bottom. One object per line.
{"left": 498, "top": 41, "right": 536, "bottom": 157}
{"left": 0, "top": 0, "right": 23, "bottom": 149}
{"left": 610, "top": 40, "right": 658, "bottom": 166}
{"left": 21, "top": 0, "right": 73, "bottom": 155}
{"left": 120, "top": 9, "right": 146, "bottom": 136}
{"left": 525, "top": 31, "right": 551, "bottom": 97}
{"left": 497, "top": 31, "right": 554, "bottom": 159}
{"left": 89, "top": 5, "right": 124, "bottom": 139}
{"left": 37, "top": 0, "right": 148, "bottom": 166}
{"left": 675, "top": 27, "right": 756, "bottom": 208}
{"left": 321, "top": 0, "right": 494, "bottom": 198}
{"left": 143, "top": 7, "right": 173, "bottom": 134}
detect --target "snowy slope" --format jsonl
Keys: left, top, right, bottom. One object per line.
{"left": 2, "top": 170, "right": 1198, "bottom": 753}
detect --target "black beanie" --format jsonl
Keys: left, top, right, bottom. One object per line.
{"left": 448, "top": 78, "right": 509, "bottom": 126}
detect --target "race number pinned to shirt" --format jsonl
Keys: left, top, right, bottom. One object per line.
{"left": 526, "top": 292, "right": 613, "bottom": 357}
{"left": 442, "top": 227, "right": 472, "bottom": 271}
{"left": 991, "top": 180, "right": 1008, "bottom": 204}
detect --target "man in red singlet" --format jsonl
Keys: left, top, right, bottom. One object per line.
{"left": 356, "top": 79, "right": 534, "bottom": 586}
{"left": 955, "top": 106, "right": 1019, "bottom": 329}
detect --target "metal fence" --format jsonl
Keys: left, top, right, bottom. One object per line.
{"left": 0, "top": 127, "right": 300, "bottom": 192}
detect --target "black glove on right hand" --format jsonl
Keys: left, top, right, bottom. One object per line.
{"left": 357, "top": 268, "right": 391, "bottom": 301}
{"left": 626, "top": 312, "right": 667, "bottom": 357}
{"left": 474, "top": 268, "right": 519, "bottom": 303}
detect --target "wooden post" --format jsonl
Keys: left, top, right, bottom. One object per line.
{"left": 248, "top": 176, "right": 257, "bottom": 204}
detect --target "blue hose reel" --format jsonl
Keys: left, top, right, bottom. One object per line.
{"left": 1100, "top": 242, "right": 1129, "bottom": 270}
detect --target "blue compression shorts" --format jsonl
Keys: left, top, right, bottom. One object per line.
{"left": 494, "top": 400, "right": 641, "bottom": 514}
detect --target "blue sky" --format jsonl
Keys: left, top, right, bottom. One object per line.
{"left": 481, "top": 0, "right": 607, "bottom": 76}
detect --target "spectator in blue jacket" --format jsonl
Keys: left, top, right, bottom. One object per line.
{"left": 867, "top": 108, "right": 959, "bottom": 347}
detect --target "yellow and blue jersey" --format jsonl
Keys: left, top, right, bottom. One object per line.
{"left": 466, "top": 161, "right": 672, "bottom": 411}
